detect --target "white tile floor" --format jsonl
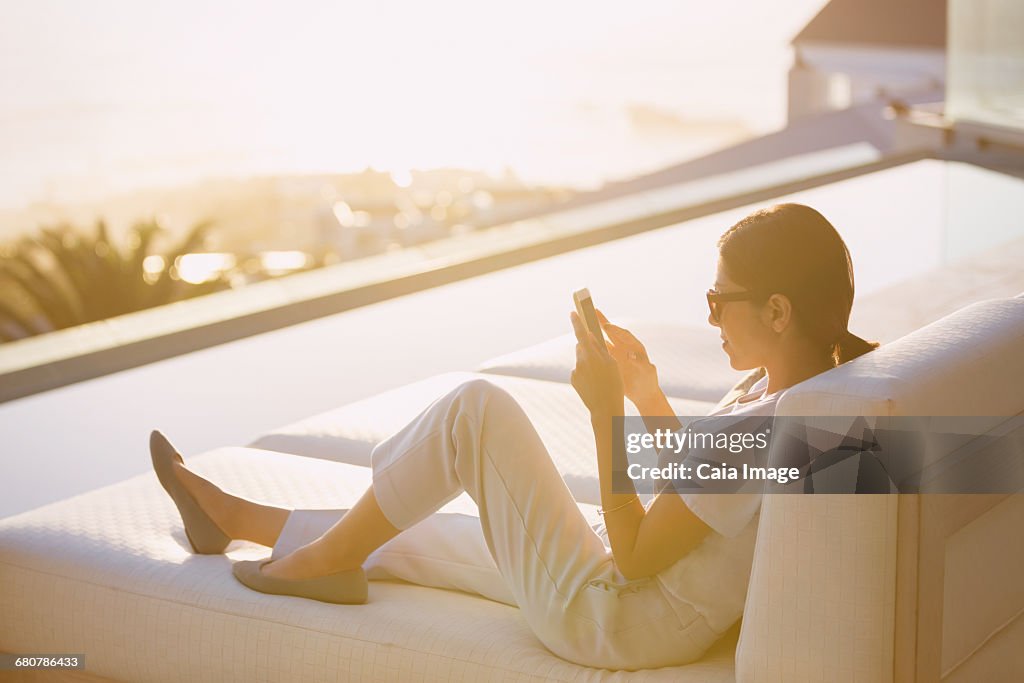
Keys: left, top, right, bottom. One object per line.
{"left": 2, "top": 159, "right": 1022, "bottom": 519}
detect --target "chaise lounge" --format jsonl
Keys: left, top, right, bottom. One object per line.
{"left": 1, "top": 294, "right": 1022, "bottom": 682}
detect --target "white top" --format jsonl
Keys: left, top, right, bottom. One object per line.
{"left": 652, "top": 372, "right": 780, "bottom": 635}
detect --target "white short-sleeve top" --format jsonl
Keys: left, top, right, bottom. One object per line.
{"left": 653, "top": 370, "right": 780, "bottom": 635}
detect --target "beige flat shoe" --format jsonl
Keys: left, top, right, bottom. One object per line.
{"left": 232, "top": 559, "right": 368, "bottom": 604}
{"left": 150, "top": 429, "right": 232, "bottom": 554}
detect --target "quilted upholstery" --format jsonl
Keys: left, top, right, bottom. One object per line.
{"left": 0, "top": 447, "right": 739, "bottom": 682}
{"left": 248, "top": 371, "right": 716, "bottom": 506}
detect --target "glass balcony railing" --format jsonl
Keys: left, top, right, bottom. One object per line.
{"left": 0, "top": 142, "right": 895, "bottom": 403}
{"left": 948, "top": 0, "right": 1024, "bottom": 132}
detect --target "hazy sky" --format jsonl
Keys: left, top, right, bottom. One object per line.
{"left": 0, "top": 0, "right": 828, "bottom": 207}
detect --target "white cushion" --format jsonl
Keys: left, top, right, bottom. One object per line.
{"left": 248, "top": 371, "right": 717, "bottom": 506}
{"left": 0, "top": 447, "right": 739, "bottom": 682}
{"left": 475, "top": 321, "right": 746, "bottom": 402}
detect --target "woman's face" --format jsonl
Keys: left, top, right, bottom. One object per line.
{"left": 708, "top": 259, "right": 779, "bottom": 371}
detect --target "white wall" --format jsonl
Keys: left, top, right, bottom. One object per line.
{"left": 789, "top": 42, "right": 945, "bottom": 120}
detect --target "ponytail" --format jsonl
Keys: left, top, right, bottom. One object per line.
{"left": 833, "top": 330, "right": 880, "bottom": 366}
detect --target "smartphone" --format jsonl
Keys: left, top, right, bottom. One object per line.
{"left": 572, "top": 287, "right": 608, "bottom": 350}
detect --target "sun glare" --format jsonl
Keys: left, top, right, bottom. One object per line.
{"left": 0, "top": 1, "right": 827, "bottom": 212}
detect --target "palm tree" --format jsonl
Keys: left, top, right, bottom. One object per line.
{"left": 0, "top": 218, "right": 231, "bottom": 343}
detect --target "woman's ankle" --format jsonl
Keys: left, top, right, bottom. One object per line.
{"left": 175, "top": 462, "right": 237, "bottom": 538}
{"left": 303, "top": 542, "right": 364, "bottom": 573}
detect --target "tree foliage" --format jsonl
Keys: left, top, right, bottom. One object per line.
{"left": 0, "top": 218, "right": 230, "bottom": 343}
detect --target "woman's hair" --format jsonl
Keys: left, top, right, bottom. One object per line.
{"left": 717, "top": 203, "right": 880, "bottom": 367}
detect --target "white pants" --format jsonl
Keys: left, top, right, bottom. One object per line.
{"left": 272, "top": 378, "right": 716, "bottom": 670}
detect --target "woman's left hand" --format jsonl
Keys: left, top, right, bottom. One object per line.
{"left": 570, "top": 311, "right": 624, "bottom": 417}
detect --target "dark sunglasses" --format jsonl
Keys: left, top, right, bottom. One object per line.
{"left": 706, "top": 288, "right": 767, "bottom": 323}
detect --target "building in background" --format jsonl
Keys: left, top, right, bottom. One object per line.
{"left": 787, "top": 0, "right": 946, "bottom": 120}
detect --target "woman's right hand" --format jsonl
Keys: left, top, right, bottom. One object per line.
{"left": 594, "top": 309, "right": 662, "bottom": 407}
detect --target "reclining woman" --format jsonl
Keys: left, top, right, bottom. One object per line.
{"left": 151, "top": 202, "right": 879, "bottom": 671}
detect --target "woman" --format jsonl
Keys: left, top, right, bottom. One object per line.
{"left": 150, "top": 202, "right": 879, "bottom": 670}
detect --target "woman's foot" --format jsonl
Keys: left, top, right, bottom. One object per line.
{"left": 260, "top": 543, "right": 362, "bottom": 581}
{"left": 232, "top": 558, "right": 369, "bottom": 604}
{"left": 258, "top": 485, "right": 401, "bottom": 580}
{"left": 150, "top": 430, "right": 233, "bottom": 553}
{"left": 152, "top": 432, "right": 236, "bottom": 539}
{"left": 170, "top": 462, "right": 244, "bottom": 545}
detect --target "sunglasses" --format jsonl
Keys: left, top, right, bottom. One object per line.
{"left": 706, "top": 288, "right": 767, "bottom": 323}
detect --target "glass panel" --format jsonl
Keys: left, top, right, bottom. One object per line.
{"left": 947, "top": 0, "right": 1024, "bottom": 130}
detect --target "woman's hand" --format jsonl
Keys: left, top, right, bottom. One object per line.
{"left": 594, "top": 309, "right": 661, "bottom": 407}
{"left": 569, "top": 311, "right": 624, "bottom": 417}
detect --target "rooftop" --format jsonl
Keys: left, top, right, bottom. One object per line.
{"left": 793, "top": 0, "right": 947, "bottom": 49}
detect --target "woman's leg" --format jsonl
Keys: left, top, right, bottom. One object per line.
{"left": 274, "top": 507, "right": 520, "bottom": 606}
{"left": 257, "top": 378, "right": 688, "bottom": 668}
{"left": 177, "top": 378, "right": 700, "bottom": 667}
{"left": 260, "top": 481, "right": 401, "bottom": 578}
{"left": 258, "top": 378, "right": 613, "bottom": 592}
{"left": 365, "top": 377, "right": 704, "bottom": 668}
{"left": 171, "top": 458, "right": 291, "bottom": 548}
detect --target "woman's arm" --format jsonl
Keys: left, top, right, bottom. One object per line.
{"left": 591, "top": 407, "right": 712, "bottom": 581}
{"left": 570, "top": 310, "right": 711, "bottom": 580}
{"left": 590, "top": 310, "right": 681, "bottom": 436}
{"left": 633, "top": 389, "right": 682, "bottom": 436}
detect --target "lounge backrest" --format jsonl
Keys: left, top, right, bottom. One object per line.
{"left": 735, "top": 298, "right": 1024, "bottom": 682}
{"left": 776, "top": 298, "right": 1024, "bottom": 417}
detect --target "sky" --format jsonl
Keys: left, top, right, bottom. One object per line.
{"left": 0, "top": 0, "right": 828, "bottom": 209}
